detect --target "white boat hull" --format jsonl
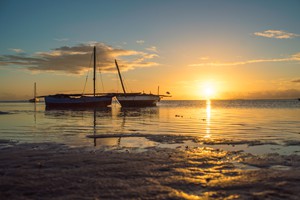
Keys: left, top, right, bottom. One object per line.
{"left": 116, "top": 95, "right": 160, "bottom": 107}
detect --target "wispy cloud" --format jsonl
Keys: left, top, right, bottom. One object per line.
{"left": 9, "top": 48, "right": 24, "bottom": 53}
{"left": 54, "top": 38, "right": 69, "bottom": 42}
{"left": 190, "top": 52, "right": 300, "bottom": 67}
{"left": 199, "top": 57, "right": 209, "bottom": 60}
{"left": 136, "top": 40, "right": 145, "bottom": 44}
{"left": 254, "top": 30, "right": 300, "bottom": 39}
{"left": 146, "top": 46, "right": 158, "bottom": 53}
{"left": 0, "top": 42, "right": 159, "bottom": 74}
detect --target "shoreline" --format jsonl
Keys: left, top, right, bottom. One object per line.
{"left": 1, "top": 141, "right": 299, "bottom": 199}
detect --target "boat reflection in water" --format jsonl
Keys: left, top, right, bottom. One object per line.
{"left": 45, "top": 103, "right": 160, "bottom": 148}
{"left": 88, "top": 105, "right": 159, "bottom": 148}
{"left": 29, "top": 82, "right": 40, "bottom": 103}
{"left": 9, "top": 99, "right": 299, "bottom": 155}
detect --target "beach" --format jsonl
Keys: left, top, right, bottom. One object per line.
{"left": 1, "top": 0, "right": 300, "bottom": 198}
{"left": 0, "top": 100, "right": 300, "bottom": 199}
{"left": 1, "top": 140, "right": 300, "bottom": 199}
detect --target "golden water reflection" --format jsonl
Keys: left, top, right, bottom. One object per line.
{"left": 13, "top": 100, "right": 299, "bottom": 151}
{"left": 204, "top": 100, "right": 211, "bottom": 138}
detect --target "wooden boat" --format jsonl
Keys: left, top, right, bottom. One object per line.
{"left": 114, "top": 60, "right": 167, "bottom": 107}
{"left": 44, "top": 94, "right": 113, "bottom": 108}
{"left": 29, "top": 82, "right": 39, "bottom": 103}
{"left": 116, "top": 93, "right": 161, "bottom": 107}
{"left": 44, "top": 46, "right": 113, "bottom": 108}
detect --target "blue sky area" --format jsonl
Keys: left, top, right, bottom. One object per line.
{"left": 1, "top": 0, "right": 300, "bottom": 100}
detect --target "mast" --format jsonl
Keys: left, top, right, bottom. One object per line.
{"left": 115, "top": 59, "right": 126, "bottom": 94}
{"left": 93, "top": 46, "right": 96, "bottom": 97}
{"left": 34, "top": 82, "right": 37, "bottom": 98}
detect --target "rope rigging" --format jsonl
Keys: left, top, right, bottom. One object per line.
{"left": 81, "top": 47, "right": 106, "bottom": 95}
{"left": 81, "top": 51, "right": 93, "bottom": 95}
{"left": 98, "top": 66, "right": 105, "bottom": 93}
{"left": 96, "top": 52, "right": 105, "bottom": 93}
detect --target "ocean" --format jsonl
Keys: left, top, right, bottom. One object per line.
{"left": 0, "top": 99, "right": 299, "bottom": 155}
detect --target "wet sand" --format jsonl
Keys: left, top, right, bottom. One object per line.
{"left": 0, "top": 141, "right": 300, "bottom": 199}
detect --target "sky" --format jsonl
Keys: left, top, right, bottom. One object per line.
{"left": 0, "top": 0, "right": 300, "bottom": 100}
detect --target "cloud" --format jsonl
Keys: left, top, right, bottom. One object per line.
{"left": 254, "top": 30, "right": 300, "bottom": 39}
{"left": 0, "top": 42, "right": 159, "bottom": 74}
{"left": 190, "top": 52, "right": 300, "bottom": 67}
{"left": 292, "top": 79, "right": 300, "bottom": 83}
{"left": 54, "top": 38, "right": 69, "bottom": 42}
{"left": 199, "top": 57, "right": 209, "bottom": 60}
{"left": 9, "top": 48, "right": 24, "bottom": 53}
{"left": 136, "top": 40, "right": 145, "bottom": 44}
{"left": 146, "top": 46, "right": 158, "bottom": 53}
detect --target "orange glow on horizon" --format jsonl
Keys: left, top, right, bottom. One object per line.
{"left": 197, "top": 81, "right": 217, "bottom": 100}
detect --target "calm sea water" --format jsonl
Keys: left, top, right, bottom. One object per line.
{"left": 0, "top": 100, "right": 299, "bottom": 154}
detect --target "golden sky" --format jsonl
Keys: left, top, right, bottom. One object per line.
{"left": 0, "top": 1, "right": 299, "bottom": 100}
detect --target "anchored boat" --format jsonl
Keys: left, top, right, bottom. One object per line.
{"left": 44, "top": 93, "right": 113, "bottom": 108}
{"left": 114, "top": 60, "right": 168, "bottom": 107}
{"left": 116, "top": 93, "right": 161, "bottom": 107}
{"left": 44, "top": 46, "right": 113, "bottom": 108}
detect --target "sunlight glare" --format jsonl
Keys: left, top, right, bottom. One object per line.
{"left": 201, "top": 82, "right": 216, "bottom": 99}
{"left": 204, "top": 87, "right": 214, "bottom": 98}
{"left": 204, "top": 100, "right": 211, "bottom": 138}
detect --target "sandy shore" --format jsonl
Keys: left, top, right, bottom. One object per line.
{"left": 0, "top": 141, "right": 300, "bottom": 199}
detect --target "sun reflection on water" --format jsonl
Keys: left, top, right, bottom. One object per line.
{"left": 204, "top": 100, "right": 211, "bottom": 138}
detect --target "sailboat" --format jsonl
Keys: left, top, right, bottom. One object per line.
{"left": 114, "top": 59, "right": 167, "bottom": 107}
{"left": 44, "top": 46, "right": 114, "bottom": 108}
{"left": 29, "top": 82, "right": 39, "bottom": 103}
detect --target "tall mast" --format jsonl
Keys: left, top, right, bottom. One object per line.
{"left": 93, "top": 46, "right": 96, "bottom": 97}
{"left": 115, "top": 59, "right": 126, "bottom": 94}
{"left": 34, "top": 82, "right": 36, "bottom": 98}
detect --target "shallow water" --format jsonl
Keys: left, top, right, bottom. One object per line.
{"left": 0, "top": 100, "right": 299, "bottom": 154}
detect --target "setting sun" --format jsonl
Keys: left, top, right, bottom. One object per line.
{"left": 204, "top": 87, "right": 215, "bottom": 98}
{"left": 199, "top": 82, "right": 216, "bottom": 99}
{"left": 0, "top": 1, "right": 300, "bottom": 199}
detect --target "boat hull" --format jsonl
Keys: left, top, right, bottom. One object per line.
{"left": 116, "top": 95, "right": 160, "bottom": 107}
{"left": 45, "top": 95, "right": 113, "bottom": 108}
{"left": 29, "top": 98, "right": 39, "bottom": 103}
